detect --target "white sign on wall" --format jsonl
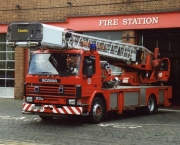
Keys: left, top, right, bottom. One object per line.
{"left": 99, "top": 17, "right": 159, "bottom": 26}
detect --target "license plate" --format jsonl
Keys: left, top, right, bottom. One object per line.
{"left": 33, "top": 106, "right": 43, "bottom": 110}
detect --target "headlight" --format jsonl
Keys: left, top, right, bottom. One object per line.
{"left": 68, "top": 99, "right": 75, "bottom": 105}
{"left": 26, "top": 96, "right": 33, "bottom": 103}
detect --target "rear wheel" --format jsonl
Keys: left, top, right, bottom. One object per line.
{"left": 89, "top": 97, "right": 105, "bottom": 124}
{"left": 39, "top": 115, "right": 54, "bottom": 121}
{"left": 144, "top": 95, "right": 156, "bottom": 115}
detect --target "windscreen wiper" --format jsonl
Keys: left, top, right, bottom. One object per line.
{"left": 36, "top": 72, "right": 53, "bottom": 75}
{"left": 38, "top": 72, "right": 52, "bottom": 74}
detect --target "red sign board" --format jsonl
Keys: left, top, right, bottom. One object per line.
{"left": 0, "top": 12, "right": 180, "bottom": 32}
{"left": 0, "top": 24, "right": 8, "bottom": 33}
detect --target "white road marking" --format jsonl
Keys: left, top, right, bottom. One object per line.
{"left": 98, "top": 123, "right": 142, "bottom": 129}
{"left": 159, "top": 108, "right": 180, "bottom": 112}
{"left": 98, "top": 122, "right": 180, "bottom": 129}
{"left": 0, "top": 115, "right": 40, "bottom": 122}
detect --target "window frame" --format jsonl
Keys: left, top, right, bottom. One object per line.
{"left": 0, "top": 34, "right": 15, "bottom": 87}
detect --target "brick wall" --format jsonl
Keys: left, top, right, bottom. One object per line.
{"left": 122, "top": 30, "right": 136, "bottom": 44}
{"left": 14, "top": 47, "right": 25, "bottom": 99}
{"left": 0, "top": 0, "right": 180, "bottom": 23}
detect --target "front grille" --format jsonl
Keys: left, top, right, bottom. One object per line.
{"left": 26, "top": 83, "right": 76, "bottom": 98}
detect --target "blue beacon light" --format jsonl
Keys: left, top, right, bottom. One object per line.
{"left": 90, "top": 43, "right": 96, "bottom": 51}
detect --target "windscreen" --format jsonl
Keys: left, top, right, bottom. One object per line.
{"left": 28, "top": 53, "right": 81, "bottom": 76}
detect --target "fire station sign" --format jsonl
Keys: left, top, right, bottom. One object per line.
{"left": 99, "top": 17, "right": 159, "bottom": 26}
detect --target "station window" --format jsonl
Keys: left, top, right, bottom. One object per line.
{"left": 83, "top": 31, "right": 122, "bottom": 41}
{"left": 0, "top": 34, "right": 15, "bottom": 87}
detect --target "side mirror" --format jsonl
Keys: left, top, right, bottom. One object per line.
{"left": 85, "top": 66, "right": 93, "bottom": 78}
{"left": 83, "top": 57, "right": 94, "bottom": 78}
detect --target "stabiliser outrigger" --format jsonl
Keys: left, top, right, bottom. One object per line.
{"left": 6, "top": 23, "right": 172, "bottom": 123}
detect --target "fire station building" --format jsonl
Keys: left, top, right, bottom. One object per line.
{"left": 0, "top": 0, "right": 180, "bottom": 104}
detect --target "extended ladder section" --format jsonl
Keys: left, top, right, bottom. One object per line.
{"left": 67, "top": 32, "right": 153, "bottom": 62}
{"left": 6, "top": 23, "right": 153, "bottom": 62}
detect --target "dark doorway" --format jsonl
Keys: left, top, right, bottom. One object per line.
{"left": 137, "top": 28, "right": 180, "bottom": 105}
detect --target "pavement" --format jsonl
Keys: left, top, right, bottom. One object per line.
{"left": 0, "top": 98, "right": 180, "bottom": 145}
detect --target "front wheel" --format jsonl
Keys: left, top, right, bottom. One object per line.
{"left": 144, "top": 95, "right": 156, "bottom": 115}
{"left": 89, "top": 97, "right": 105, "bottom": 124}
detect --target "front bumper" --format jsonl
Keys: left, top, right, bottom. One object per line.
{"left": 22, "top": 103, "right": 83, "bottom": 115}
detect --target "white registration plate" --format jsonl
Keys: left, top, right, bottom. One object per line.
{"left": 33, "top": 106, "right": 43, "bottom": 110}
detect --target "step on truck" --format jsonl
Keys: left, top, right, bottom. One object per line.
{"left": 6, "top": 23, "right": 172, "bottom": 123}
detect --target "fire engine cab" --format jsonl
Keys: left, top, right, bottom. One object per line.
{"left": 6, "top": 23, "right": 172, "bottom": 123}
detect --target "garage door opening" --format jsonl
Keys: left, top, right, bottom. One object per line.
{"left": 137, "top": 28, "right": 180, "bottom": 105}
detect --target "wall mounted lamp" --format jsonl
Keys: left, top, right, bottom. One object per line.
{"left": 67, "top": 2, "right": 72, "bottom": 7}
{"left": 15, "top": 5, "right": 21, "bottom": 10}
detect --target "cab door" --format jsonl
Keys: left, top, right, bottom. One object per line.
{"left": 81, "top": 55, "right": 101, "bottom": 96}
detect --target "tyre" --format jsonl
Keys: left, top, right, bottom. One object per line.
{"left": 144, "top": 95, "right": 156, "bottom": 115}
{"left": 39, "top": 115, "right": 54, "bottom": 121}
{"left": 89, "top": 97, "right": 105, "bottom": 124}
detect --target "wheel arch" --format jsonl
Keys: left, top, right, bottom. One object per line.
{"left": 88, "top": 91, "right": 106, "bottom": 112}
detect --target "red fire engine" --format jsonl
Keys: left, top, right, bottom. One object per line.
{"left": 7, "top": 23, "right": 172, "bottom": 123}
